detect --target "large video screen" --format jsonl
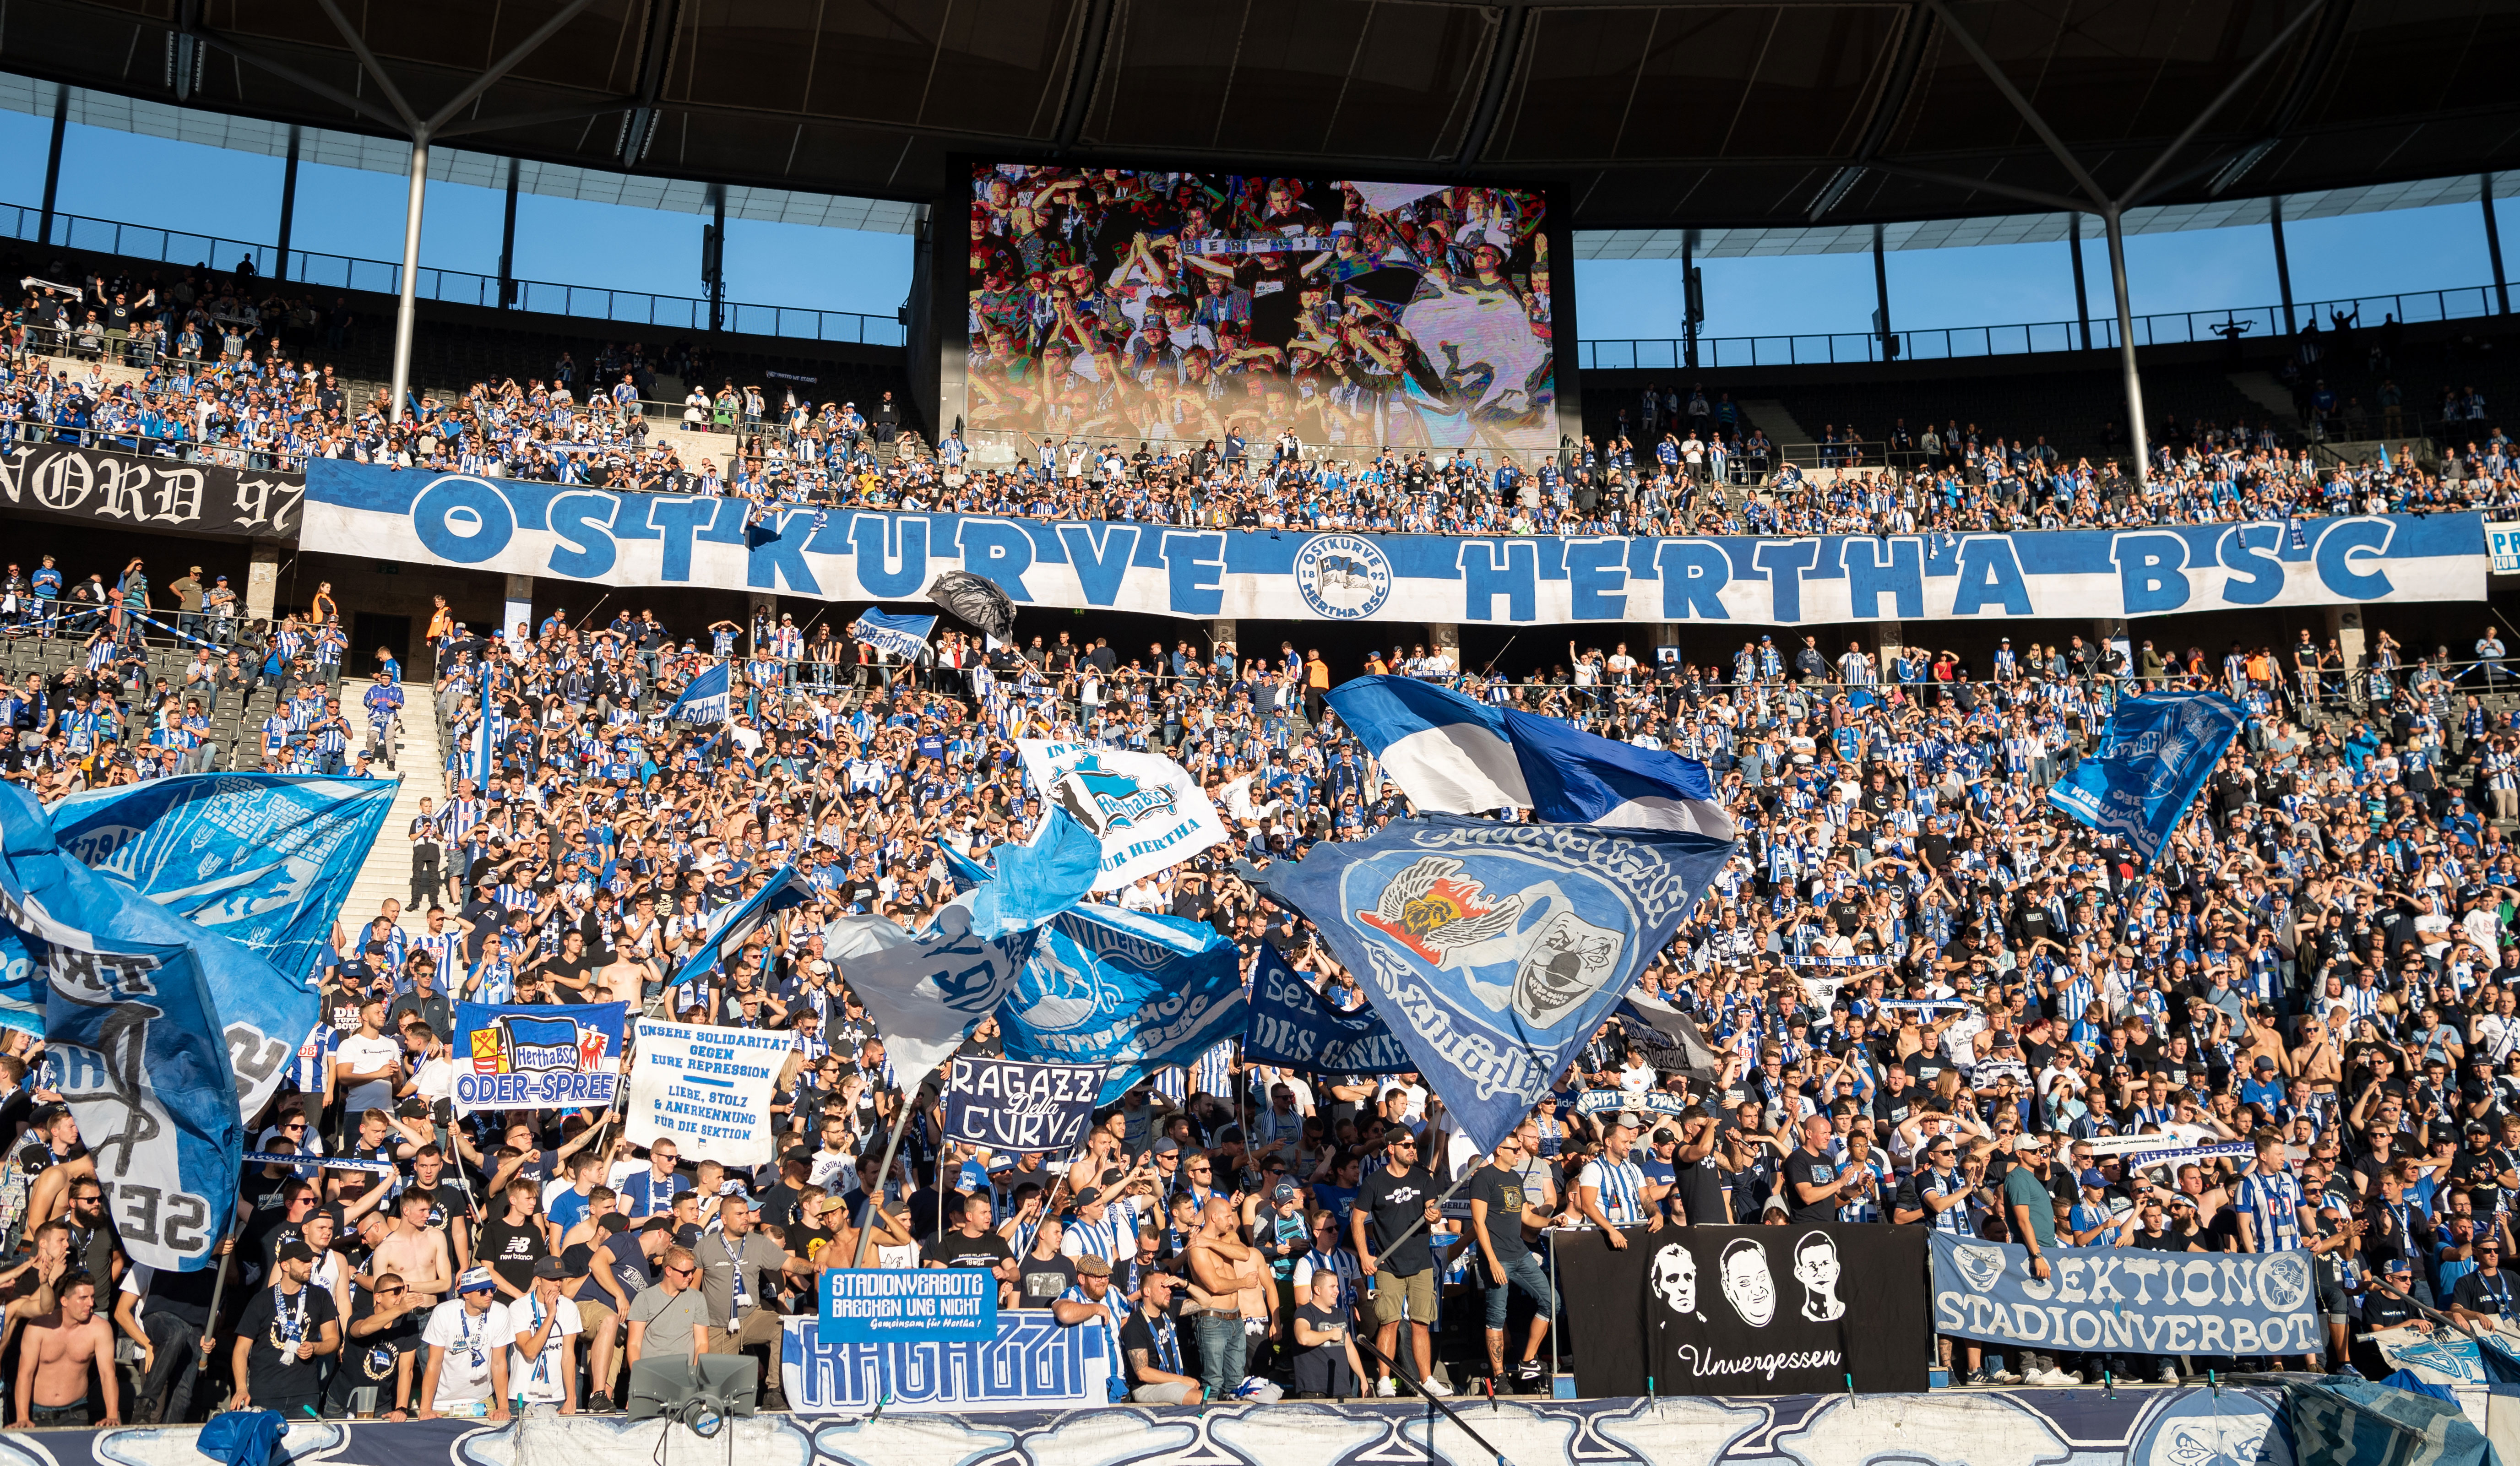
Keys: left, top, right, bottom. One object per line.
{"left": 961, "top": 166, "right": 1560, "bottom": 455}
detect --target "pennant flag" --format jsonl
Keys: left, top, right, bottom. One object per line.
{"left": 0, "top": 783, "right": 244, "bottom": 1270}
{"left": 2046, "top": 691, "right": 2246, "bottom": 868}
{"left": 668, "top": 865, "right": 815, "bottom": 990}
{"left": 1244, "top": 940, "right": 1413, "bottom": 1074}
{"left": 462, "top": 707, "right": 495, "bottom": 789}
{"left": 1325, "top": 676, "right": 1734, "bottom": 839}
{"left": 1613, "top": 990, "right": 1724, "bottom": 1083}
{"left": 941, "top": 843, "right": 1248, "bottom": 1103}
{"left": 666, "top": 662, "right": 731, "bottom": 724}
{"left": 46, "top": 773, "right": 394, "bottom": 1117}
{"left": 1017, "top": 741, "right": 1230, "bottom": 892}
{"left": 842, "top": 814, "right": 1100, "bottom": 1086}
{"left": 847, "top": 609, "right": 937, "bottom": 664}
{"left": 1251, "top": 814, "right": 1734, "bottom": 1154}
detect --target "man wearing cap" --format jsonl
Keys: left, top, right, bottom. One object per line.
{"left": 508, "top": 1258, "right": 581, "bottom": 1416}
{"left": 1119, "top": 1270, "right": 1200, "bottom": 1404}
{"left": 418, "top": 1267, "right": 510, "bottom": 1420}
{"left": 1051, "top": 1254, "right": 1128, "bottom": 1399}
{"left": 233, "top": 1239, "right": 341, "bottom": 1419}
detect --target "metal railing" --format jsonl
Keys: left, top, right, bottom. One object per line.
{"left": 0, "top": 203, "right": 906, "bottom": 347}
{"left": 1579, "top": 284, "right": 2510, "bottom": 372}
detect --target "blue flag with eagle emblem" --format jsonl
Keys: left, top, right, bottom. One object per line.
{"left": 1251, "top": 814, "right": 1734, "bottom": 1156}
{"left": 2045, "top": 691, "right": 2245, "bottom": 869}
{"left": 1017, "top": 739, "right": 1228, "bottom": 894}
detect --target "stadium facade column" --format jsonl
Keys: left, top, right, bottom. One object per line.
{"left": 1207, "top": 619, "right": 1237, "bottom": 662}
{"left": 502, "top": 575, "right": 532, "bottom": 644}
{"left": 1428, "top": 624, "right": 1461, "bottom": 674}
{"left": 1866, "top": 620, "right": 1906, "bottom": 678}
{"left": 389, "top": 133, "right": 428, "bottom": 423}
{"left": 246, "top": 542, "right": 279, "bottom": 624}
{"left": 2325, "top": 605, "right": 2366, "bottom": 676}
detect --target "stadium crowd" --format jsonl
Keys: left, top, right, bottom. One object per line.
{"left": 0, "top": 558, "right": 2510, "bottom": 1424}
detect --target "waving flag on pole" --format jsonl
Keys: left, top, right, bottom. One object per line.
{"left": 0, "top": 782, "right": 244, "bottom": 1271}
{"left": 461, "top": 707, "right": 495, "bottom": 789}
{"left": 1326, "top": 676, "right": 1734, "bottom": 838}
{"left": 1017, "top": 740, "right": 1229, "bottom": 892}
{"left": 47, "top": 773, "right": 396, "bottom": 1119}
{"left": 668, "top": 865, "right": 814, "bottom": 989}
{"left": 840, "top": 811, "right": 1100, "bottom": 1086}
{"left": 666, "top": 662, "right": 731, "bottom": 725}
{"left": 847, "top": 610, "right": 937, "bottom": 664}
{"left": 1251, "top": 814, "right": 1733, "bottom": 1155}
{"left": 2047, "top": 690, "right": 2246, "bottom": 868}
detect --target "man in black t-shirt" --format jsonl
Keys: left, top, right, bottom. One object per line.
{"left": 1013, "top": 1218, "right": 1079, "bottom": 1308}
{"left": 922, "top": 1195, "right": 1017, "bottom": 1304}
{"left": 1782, "top": 1115, "right": 1854, "bottom": 1226}
{"left": 1351, "top": 1131, "right": 1441, "bottom": 1395}
{"left": 1467, "top": 1120, "right": 1555, "bottom": 1390}
{"left": 327, "top": 1270, "right": 428, "bottom": 1418}
{"left": 1119, "top": 1270, "right": 1200, "bottom": 1404}
{"left": 231, "top": 1241, "right": 340, "bottom": 1416}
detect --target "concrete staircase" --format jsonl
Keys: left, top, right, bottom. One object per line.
{"left": 2226, "top": 370, "right": 2300, "bottom": 428}
{"left": 337, "top": 678, "right": 445, "bottom": 937}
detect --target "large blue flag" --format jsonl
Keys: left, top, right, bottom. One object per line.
{"left": 1326, "top": 676, "right": 1734, "bottom": 838}
{"left": 847, "top": 610, "right": 936, "bottom": 663}
{"left": 47, "top": 773, "right": 394, "bottom": 1119}
{"left": 942, "top": 843, "right": 1248, "bottom": 1104}
{"left": 1244, "top": 940, "right": 1413, "bottom": 1075}
{"left": 0, "top": 782, "right": 244, "bottom": 1271}
{"left": 2046, "top": 690, "right": 2245, "bottom": 868}
{"left": 666, "top": 662, "right": 731, "bottom": 724}
{"left": 1254, "top": 814, "right": 1734, "bottom": 1154}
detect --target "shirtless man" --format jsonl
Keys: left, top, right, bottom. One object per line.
{"left": 0, "top": 1221, "right": 73, "bottom": 1358}
{"left": 369, "top": 1190, "right": 454, "bottom": 1303}
{"left": 13, "top": 1271, "right": 117, "bottom": 1427}
{"left": 1184, "top": 1198, "right": 1267, "bottom": 1402}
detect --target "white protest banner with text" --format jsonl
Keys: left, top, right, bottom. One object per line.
{"left": 625, "top": 1020, "right": 795, "bottom": 1166}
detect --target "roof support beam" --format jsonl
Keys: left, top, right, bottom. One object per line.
{"left": 1809, "top": 1, "right": 1933, "bottom": 222}
{"left": 1866, "top": 161, "right": 2084, "bottom": 215}
{"left": 194, "top": 25, "right": 408, "bottom": 132}
{"left": 1049, "top": 0, "right": 1116, "bottom": 152}
{"left": 312, "top": 0, "right": 419, "bottom": 133}
{"left": 1455, "top": 2, "right": 1530, "bottom": 168}
{"left": 424, "top": 0, "right": 603, "bottom": 135}
{"left": 1920, "top": 0, "right": 2106, "bottom": 207}
{"left": 435, "top": 99, "right": 638, "bottom": 141}
{"left": 2117, "top": 0, "right": 2330, "bottom": 207}
{"left": 618, "top": 0, "right": 684, "bottom": 166}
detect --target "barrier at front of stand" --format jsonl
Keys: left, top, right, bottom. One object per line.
{"left": 0, "top": 1387, "right": 2322, "bottom": 1466}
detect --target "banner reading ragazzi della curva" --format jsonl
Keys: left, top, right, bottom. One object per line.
{"left": 300, "top": 460, "right": 2488, "bottom": 627}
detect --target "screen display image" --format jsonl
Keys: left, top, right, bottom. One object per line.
{"left": 963, "top": 166, "right": 1558, "bottom": 455}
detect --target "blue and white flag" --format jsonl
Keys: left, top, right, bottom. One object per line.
{"left": 2046, "top": 690, "right": 2245, "bottom": 868}
{"left": 666, "top": 662, "right": 731, "bottom": 725}
{"left": 46, "top": 773, "right": 394, "bottom": 1118}
{"left": 668, "top": 865, "right": 814, "bottom": 990}
{"left": 50, "top": 774, "right": 396, "bottom": 983}
{"left": 841, "top": 813, "right": 1101, "bottom": 1085}
{"left": 0, "top": 782, "right": 244, "bottom": 1271}
{"left": 1253, "top": 814, "right": 1734, "bottom": 1154}
{"left": 847, "top": 610, "right": 936, "bottom": 664}
{"left": 461, "top": 709, "right": 495, "bottom": 790}
{"left": 1017, "top": 740, "right": 1229, "bottom": 893}
{"left": 942, "top": 1055, "right": 1102, "bottom": 1152}
{"left": 942, "top": 843, "right": 1248, "bottom": 1103}
{"left": 453, "top": 1001, "right": 627, "bottom": 1114}
{"left": 1325, "top": 676, "right": 1734, "bottom": 839}
{"left": 1244, "top": 940, "right": 1412, "bottom": 1075}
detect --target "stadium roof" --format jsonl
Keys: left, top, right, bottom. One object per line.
{"left": 0, "top": 0, "right": 2513, "bottom": 238}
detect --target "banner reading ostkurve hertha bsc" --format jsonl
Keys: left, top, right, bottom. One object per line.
{"left": 1928, "top": 1233, "right": 2318, "bottom": 1357}
{"left": 453, "top": 1002, "right": 625, "bottom": 1115}
{"left": 1556, "top": 1222, "right": 1929, "bottom": 1397}
{"left": 625, "top": 1019, "right": 794, "bottom": 1165}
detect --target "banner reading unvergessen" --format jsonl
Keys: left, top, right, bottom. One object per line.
{"left": 624, "top": 1019, "right": 794, "bottom": 1165}
{"left": 1929, "top": 1232, "right": 2319, "bottom": 1357}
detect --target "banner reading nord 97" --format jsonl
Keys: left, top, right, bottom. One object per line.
{"left": 302, "top": 462, "right": 2486, "bottom": 627}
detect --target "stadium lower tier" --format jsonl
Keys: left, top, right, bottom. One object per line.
{"left": 0, "top": 1385, "right": 2350, "bottom": 1466}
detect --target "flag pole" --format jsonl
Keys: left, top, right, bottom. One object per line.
{"left": 850, "top": 1091, "right": 918, "bottom": 1268}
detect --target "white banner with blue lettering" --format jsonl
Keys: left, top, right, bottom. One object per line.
{"left": 47, "top": 773, "right": 394, "bottom": 1120}
{"left": 1929, "top": 1232, "right": 2318, "bottom": 1358}
{"left": 300, "top": 462, "right": 2488, "bottom": 625}
{"left": 1016, "top": 741, "right": 1228, "bottom": 893}
{"left": 0, "top": 783, "right": 243, "bottom": 1271}
{"left": 1255, "top": 815, "right": 1733, "bottom": 1155}
{"left": 779, "top": 1314, "right": 1106, "bottom": 1413}
{"left": 2047, "top": 691, "right": 2247, "bottom": 868}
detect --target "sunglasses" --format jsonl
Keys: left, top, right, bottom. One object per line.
{"left": 666, "top": 1263, "right": 697, "bottom": 1277}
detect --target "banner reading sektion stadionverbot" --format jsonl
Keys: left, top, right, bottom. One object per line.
{"left": 1929, "top": 1233, "right": 2318, "bottom": 1358}
{"left": 299, "top": 460, "right": 2487, "bottom": 627}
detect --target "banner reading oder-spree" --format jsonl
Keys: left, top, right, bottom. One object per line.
{"left": 300, "top": 460, "right": 2487, "bottom": 628}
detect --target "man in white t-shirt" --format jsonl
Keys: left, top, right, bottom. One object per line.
{"left": 330, "top": 1000, "right": 404, "bottom": 1120}
{"left": 508, "top": 1259, "right": 581, "bottom": 1413}
{"left": 418, "top": 1267, "right": 511, "bottom": 1419}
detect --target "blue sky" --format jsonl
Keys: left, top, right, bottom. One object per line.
{"left": 1, "top": 109, "right": 2510, "bottom": 347}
